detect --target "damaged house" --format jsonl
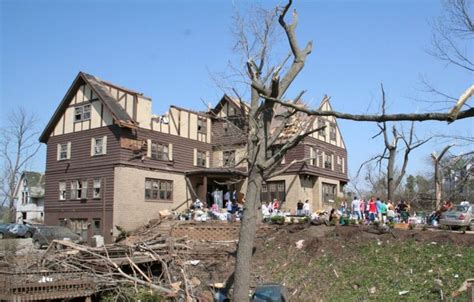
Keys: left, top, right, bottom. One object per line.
{"left": 14, "top": 171, "right": 45, "bottom": 223}
{"left": 40, "top": 72, "right": 348, "bottom": 243}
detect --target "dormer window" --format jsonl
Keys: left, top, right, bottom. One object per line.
{"left": 74, "top": 104, "right": 91, "bottom": 122}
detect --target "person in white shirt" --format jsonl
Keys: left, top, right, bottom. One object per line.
{"left": 261, "top": 202, "right": 270, "bottom": 217}
{"left": 351, "top": 197, "right": 361, "bottom": 220}
{"left": 303, "top": 200, "right": 311, "bottom": 216}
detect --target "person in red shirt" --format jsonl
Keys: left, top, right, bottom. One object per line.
{"left": 273, "top": 199, "right": 280, "bottom": 211}
{"left": 368, "top": 197, "right": 377, "bottom": 222}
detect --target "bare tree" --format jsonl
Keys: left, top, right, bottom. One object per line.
{"left": 430, "top": 0, "right": 474, "bottom": 72}
{"left": 0, "top": 108, "right": 41, "bottom": 219}
{"left": 431, "top": 144, "right": 454, "bottom": 208}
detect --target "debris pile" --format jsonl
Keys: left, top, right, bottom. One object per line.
{"left": 38, "top": 235, "right": 195, "bottom": 299}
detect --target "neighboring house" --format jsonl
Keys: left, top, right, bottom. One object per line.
{"left": 40, "top": 72, "right": 348, "bottom": 243}
{"left": 14, "top": 171, "right": 45, "bottom": 223}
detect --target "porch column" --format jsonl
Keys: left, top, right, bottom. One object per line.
{"left": 202, "top": 176, "right": 208, "bottom": 207}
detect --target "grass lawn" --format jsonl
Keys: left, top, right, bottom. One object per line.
{"left": 255, "top": 226, "right": 474, "bottom": 301}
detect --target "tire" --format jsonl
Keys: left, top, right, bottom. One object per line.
{"left": 33, "top": 240, "right": 42, "bottom": 249}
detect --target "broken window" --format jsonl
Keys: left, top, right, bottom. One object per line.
{"left": 223, "top": 150, "right": 236, "bottom": 167}
{"left": 197, "top": 150, "right": 207, "bottom": 167}
{"left": 71, "top": 180, "right": 87, "bottom": 200}
{"left": 59, "top": 181, "right": 66, "bottom": 201}
{"left": 197, "top": 117, "right": 207, "bottom": 134}
{"left": 322, "top": 183, "right": 337, "bottom": 203}
{"left": 151, "top": 142, "right": 169, "bottom": 161}
{"left": 145, "top": 178, "right": 173, "bottom": 201}
{"left": 74, "top": 104, "right": 91, "bottom": 122}
{"left": 70, "top": 218, "right": 88, "bottom": 239}
{"left": 93, "top": 137, "right": 104, "bottom": 155}
{"left": 93, "top": 178, "right": 101, "bottom": 199}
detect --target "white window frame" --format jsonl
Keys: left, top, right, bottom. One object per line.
{"left": 91, "top": 136, "right": 107, "bottom": 156}
{"left": 71, "top": 180, "right": 87, "bottom": 200}
{"left": 57, "top": 142, "right": 71, "bottom": 161}
{"left": 74, "top": 104, "right": 91, "bottom": 122}
{"left": 93, "top": 178, "right": 101, "bottom": 199}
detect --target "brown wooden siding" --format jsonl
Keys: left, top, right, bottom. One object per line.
{"left": 301, "top": 137, "right": 348, "bottom": 181}
{"left": 211, "top": 118, "right": 248, "bottom": 146}
{"left": 44, "top": 126, "right": 121, "bottom": 243}
{"left": 118, "top": 128, "right": 213, "bottom": 172}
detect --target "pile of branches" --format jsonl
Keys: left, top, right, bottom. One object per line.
{"left": 34, "top": 234, "right": 198, "bottom": 300}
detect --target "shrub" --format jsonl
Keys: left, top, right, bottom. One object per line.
{"left": 270, "top": 216, "right": 285, "bottom": 225}
{"left": 408, "top": 223, "right": 415, "bottom": 230}
{"left": 290, "top": 217, "right": 295, "bottom": 224}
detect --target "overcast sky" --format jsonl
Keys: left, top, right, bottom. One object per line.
{"left": 1, "top": 0, "right": 472, "bottom": 183}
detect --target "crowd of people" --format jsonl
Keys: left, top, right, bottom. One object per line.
{"left": 345, "top": 196, "right": 412, "bottom": 224}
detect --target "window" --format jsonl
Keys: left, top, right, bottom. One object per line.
{"left": 151, "top": 142, "right": 169, "bottom": 161}
{"left": 329, "top": 124, "right": 337, "bottom": 141}
{"left": 58, "top": 143, "right": 69, "bottom": 160}
{"left": 71, "top": 180, "right": 87, "bottom": 200}
{"left": 322, "top": 183, "right": 337, "bottom": 203}
{"left": 93, "top": 178, "right": 101, "bottom": 199}
{"left": 324, "top": 153, "right": 333, "bottom": 170}
{"left": 92, "top": 137, "right": 107, "bottom": 156}
{"left": 260, "top": 180, "right": 286, "bottom": 202}
{"left": 145, "top": 178, "right": 173, "bottom": 201}
{"left": 309, "top": 147, "right": 315, "bottom": 166}
{"left": 74, "top": 104, "right": 91, "bottom": 122}
{"left": 59, "top": 181, "right": 66, "bottom": 200}
{"left": 318, "top": 119, "right": 326, "bottom": 136}
{"left": 197, "top": 150, "right": 207, "bottom": 167}
{"left": 22, "top": 191, "right": 29, "bottom": 205}
{"left": 197, "top": 117, "right": 207, "bottom": 133}
{"left": 223, "top": 150, "right": 236, "bottom": 167}
{"left": 70, "top": 218, "right": 88, "bottom": 239}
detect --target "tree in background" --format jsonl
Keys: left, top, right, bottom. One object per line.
{"left": 0, "top": 108, "right": 41, "bottom": 220}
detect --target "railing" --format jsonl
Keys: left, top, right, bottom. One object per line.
{"left": 0, "top": 270, "right": 96, "bottom": 301}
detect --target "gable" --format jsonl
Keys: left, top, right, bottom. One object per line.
{"left": 211, "top": 94, "right": 249, "bottom": 118}
{"left": 40, "top": 72, "right": 138, "bottom": 143}
{"left": 310, "top": 98, "right": 346, "bottom": 149}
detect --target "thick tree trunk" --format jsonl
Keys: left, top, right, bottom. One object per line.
{"left": 232, "top": 169, "right": 263, "bottom": 301}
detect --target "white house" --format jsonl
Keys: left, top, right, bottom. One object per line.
{"left": 14, "top": 171, "right": 45, "bottom": 223}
